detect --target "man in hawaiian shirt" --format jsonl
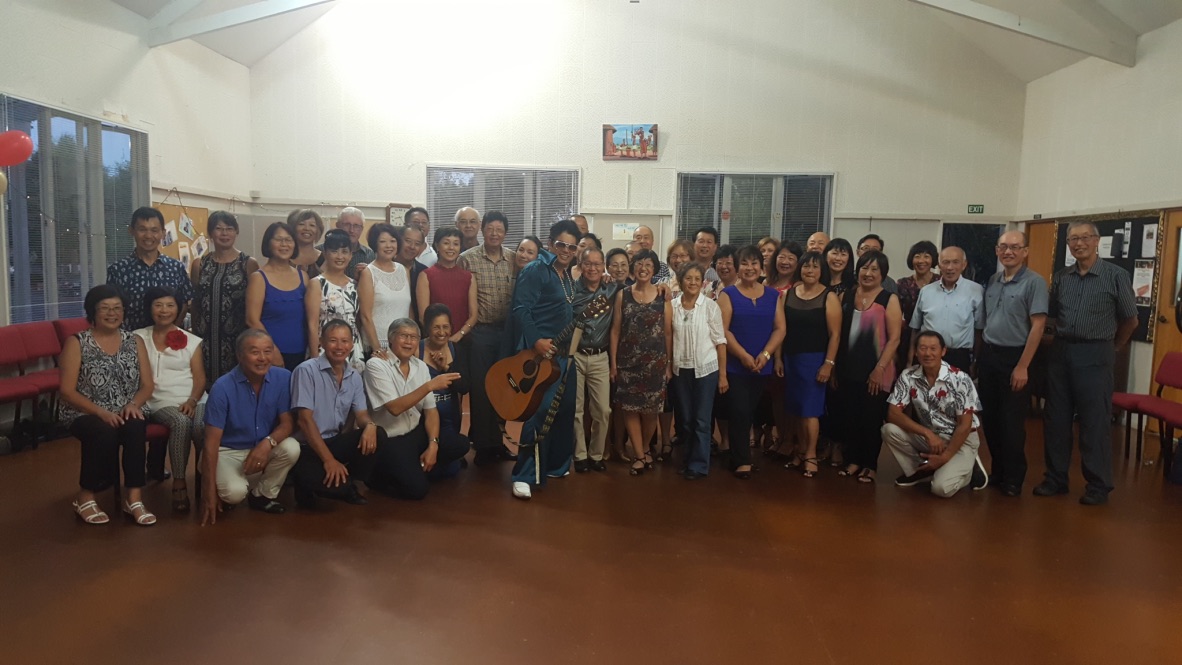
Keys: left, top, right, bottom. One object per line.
{"left": 882, "top": 330, "right": 988, "bottom": 497}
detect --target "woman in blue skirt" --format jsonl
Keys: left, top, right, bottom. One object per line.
{"left": 775, "top": 251, "right": 841, "bottom": 478}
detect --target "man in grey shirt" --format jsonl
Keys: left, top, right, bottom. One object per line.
{"left": 1038, "top": 221, "right": 1137, "bottom": 505}
{"left": 979, "top": 231, "right": 1047, "bottom": 497}
{"left": 570, "top": 247, "right": 616, "bottom": 473}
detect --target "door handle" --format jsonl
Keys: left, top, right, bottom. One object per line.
{"left": 1159, "top": 314, "right": 1170, "bottom": 324}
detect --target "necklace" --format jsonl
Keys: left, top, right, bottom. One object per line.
{"left": 556, "top": 266, "right": 575, "bottom": 303}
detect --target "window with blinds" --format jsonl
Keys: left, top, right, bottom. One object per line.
{"left": 2, "top": 95, "right": 148, "bottom": 323}
{"left": 676, "top": 173, "right": 832, "bottom": 247}
{"left": 425, "top": 166, "right": 579, "bottom": 251}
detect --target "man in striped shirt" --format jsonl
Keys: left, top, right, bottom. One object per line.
{"left": 1038, "top": 221, "right": 1137, "bottom": 506}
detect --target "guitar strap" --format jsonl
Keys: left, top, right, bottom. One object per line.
{"left": 518, "top": 349, "right": 574, "bottom": 451}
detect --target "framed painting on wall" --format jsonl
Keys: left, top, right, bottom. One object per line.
{"left": 603, "top": 124, "right": 658, "bottom": 160}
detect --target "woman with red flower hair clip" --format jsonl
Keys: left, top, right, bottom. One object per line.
{"left": 135, "top": 286, "right": 207, "bottom": 512}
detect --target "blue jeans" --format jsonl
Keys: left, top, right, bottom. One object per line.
{"left": 674, "top": 370, "right": 719, "bottom": 475}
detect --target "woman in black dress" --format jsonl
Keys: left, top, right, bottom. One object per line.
{"left": 189, "top": 210, "right": 258, "bottom": 388}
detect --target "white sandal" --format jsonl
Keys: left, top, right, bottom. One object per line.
{"left": 73, "top": 499, "right": 109, "bottom": 524}
{"left": 122, "top": 501, "right": 157, "bottom": 526}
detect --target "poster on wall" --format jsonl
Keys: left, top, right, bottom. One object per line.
{"left": 155, "top": 203, "right": 210, "bottom": 266}
{"left": 1133, "top": 259, "right": 1155, "bottom": 306}
{"left": 612, "top": 222, "right": 639, "bottom": 240}
{"left": 603, "top": 124, "right": 658, "bottom": 160}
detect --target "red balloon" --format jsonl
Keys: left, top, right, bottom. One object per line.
{"left": 0, "top": 130, "right": 34, "bottom": 167}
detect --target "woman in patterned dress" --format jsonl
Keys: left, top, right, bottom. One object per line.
{"left": 190, "top": 210, "right": 258, "bottom": 388}
{"left": 894, "top": 240, "right": 938, "bottom": 372}
{"left": 288, "top": 208, "right": 324, "bottom": 278}
{"left": 610, "top": 249, "right": 672, "bottom": 476}
{"left": 305, "top": 229, "right": 364, "bottom": 370}
{"left": 60, "top": 285, "right": 157, "bottom": 526}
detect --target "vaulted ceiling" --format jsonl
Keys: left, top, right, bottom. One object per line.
{"left": 109, "top": 0, "right": 1182, "bottom": 81}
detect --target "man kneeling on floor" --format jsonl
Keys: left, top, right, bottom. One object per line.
{"left": 201, "top": 330, "right": 300, "bottom": 525}
{"left": 290, "top": 319, "right": 387, "bottom": 509}
{"left": 882, "top": 330, "right": 988, "bottom": 497}
{"left": 364, "top": 318, "right": 465, "bottom": 499}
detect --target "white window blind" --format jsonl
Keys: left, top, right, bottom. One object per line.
{"left": 425, "top": 166, "right": 579, "bottom": 251}
{"left": 676, "top": 173, "right": 832, "bottom": 247}
{"left": 2, "top": 95, "right": 148, "bottom": 323}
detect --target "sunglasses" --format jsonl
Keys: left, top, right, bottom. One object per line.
{"left": 552, "top": 240, "right": 578, "bottom": 251}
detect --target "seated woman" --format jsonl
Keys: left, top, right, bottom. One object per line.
{"left": 134, "top": 287, "right": 207, "bottom": 513}
{"left": 60, "top": 285, "right": 157, "bottom": 526}
{"left": 418, "top": 304, "right": 471, "bottom": 477}
{"left": 364, "top": 318, "right": 466, "bottom": 499}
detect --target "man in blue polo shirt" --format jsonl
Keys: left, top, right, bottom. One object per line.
{"left": 289, "top": 319, "right": 386, "bottom": 509}
{"left": 201, "top": 329, "right": 300, "bottom": 525}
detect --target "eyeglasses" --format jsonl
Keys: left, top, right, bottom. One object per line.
{"left": 97, "top": 306, "right": 124, "bottom": 314}
{"left": 581, "top": 262, "right": 604, "bottom": 268}
{"left": 1066, "top": 234, "right": 1098, "bottom": 244}
{"left": 394, "top": 332, "right": 420, "bottom": 342}
{"left": 996, "top": 244, "right": 1026, "bottom": 252}
{"left": 553, "top": 240, "right": 578, "bottom": 251}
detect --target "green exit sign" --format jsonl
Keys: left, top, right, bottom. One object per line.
{"left": 967, "top": 204, "right": 985, "bottom": 214}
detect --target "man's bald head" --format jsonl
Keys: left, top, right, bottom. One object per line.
{"left": 806, "top": 231, "right": 830, "bottom": 253}
{"left": 572, "top": 215, "right": 589, "bottom": 236}
{"left": 633, "top": 225, "right": 654, "bottom": 251}
{"left": 454, "top": 207, "right": 480, "bottom": 245}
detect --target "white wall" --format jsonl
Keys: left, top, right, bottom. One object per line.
{"left": 0, "top": 0, "right": 253, "bottom": 198}
{"left": 250, "top": 0, "right": 1026, "bottom": 220}
{"left": 1016, "top": 17, "right": 1182, "bottom": 394}
{"left": 1017, "top": 18, "right": 1182, "bottom": 218}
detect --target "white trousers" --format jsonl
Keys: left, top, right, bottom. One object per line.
{"left": 882, "top": 423, "right": 979, "bottom": 498}
{"left": 215, "top": 439, "right": 300, "bottom": 504}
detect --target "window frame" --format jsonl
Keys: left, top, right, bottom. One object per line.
{"left": 675, "top": 170, "right": 835, "bottom": 246}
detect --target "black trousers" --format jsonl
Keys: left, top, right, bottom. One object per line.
{"left": 1043, "top": 340, "right": 1115, "bottom": 494}
{"left": 726, "top": 373, "right": 768, "bottom": 469}
{"left": 72, "top": 415, "right": 147, "bottom": 493}
{"left": 371, "top": 422, "right": 469, "bottom": 500}
{"left": 833, "top": 375, "right": 888, "bottom": 471}
{"left": 291, "top": 428, "right": 386, "bottom": 498}
{"left": 467, "top": 323, "right": 506, "bottom": 454}
{"left": 978, "top": 344, "right": 1030, "bottom": 488}
{"left": 944, "top": 347, "right": 973, "bottom": 374}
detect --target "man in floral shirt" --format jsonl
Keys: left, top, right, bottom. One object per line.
{"left": 882, "top": 330, "right": 988, "bottom": 497}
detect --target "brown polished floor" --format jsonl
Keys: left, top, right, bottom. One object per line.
{"left": 2, "top": 422, "right": 1181, "bottom": 665}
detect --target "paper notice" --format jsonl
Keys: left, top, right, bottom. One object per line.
{"left": 1098, "top": 236, "right": 1113, "bottom": 258}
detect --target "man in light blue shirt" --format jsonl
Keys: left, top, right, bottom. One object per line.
{"left": 289, "top": 319, "right": 386, "bottom": 509}
{"left": 909, "top": 246, "right": 984, "bottom": 372}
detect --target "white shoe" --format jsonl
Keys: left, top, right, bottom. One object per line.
{"left": 511, "top": 482, "right": 532, "bottom": 500}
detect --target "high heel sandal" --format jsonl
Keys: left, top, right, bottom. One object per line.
{"left": 656, "top": 442, "right": 673, "bottom": 462}
{"left": 783, "top": 453, "right": 804, "bottom": 469}
{"left": 837, "top": 463, "right": 861, "bottom": 478}
{"left": 172, "top": 487, "right": 191, "bottom": 513}
{"left": 73, "top": 499, "right": 109, "bottom": 525}
{"left": 629, "top": 459, "right": 646, "bottom": 476}
{"left": 122, "top": 501, "right": 157, "bottom": 526}
{"left": 643, "top": 452, "right": 654, "bottom": 470}
{"left": 801, "top": 458, "right": 820, "bottom": 479}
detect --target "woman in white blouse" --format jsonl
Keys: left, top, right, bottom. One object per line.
{"left": 134, "top": 286, "right": 206, "bottom": 513}
{"left": 358, "top": 223, "right": 412, "bottom": 358}
{"left": 669, "top": 263, "right": 728, "bottom": 480}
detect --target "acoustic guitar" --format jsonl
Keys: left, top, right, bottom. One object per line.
{"left": 487, "top": 295, "right": 610, "bottom": 422}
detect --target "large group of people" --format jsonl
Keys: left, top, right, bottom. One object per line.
{"left": 63, "top": 204, "right": 1138, "bottom": 525}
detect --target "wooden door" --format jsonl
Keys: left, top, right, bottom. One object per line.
{"left": 1150, "top": 211, "right": 1182, "bottom": 411}
{"left": 1025, "top": 220, "right": 1057, "bottom": 282}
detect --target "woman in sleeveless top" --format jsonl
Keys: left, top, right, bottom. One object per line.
{"left": 135, "top": 287, "right": 207, "bottom": 513}
{"left": 246, "top": 222, "right": 308, "bottom": 370}
{"left": 419, "top": 305, "right": 470, "bottom": 464}
{"left": 416, "top": 228, "right": 478, "bottom": 341}
{"left": 288, "top": 208, "right": 324, "bottom": 279}
{"left": 359, "top": 223, "right": 412, "bottom": 357}
{"left": 774, "top": 251, "right": 840, "bottom": 478}
{"left": 824, "top": 237, "right": 856, "bottom": 296}
{"left": 305, "top": 230, "right": 364, "bottom": 370}
{"left": 832, "top": 250, "right": 903, "bottom": 484}
{"left": 190, "top": 210, "right": 258, "bottom": 387}
{"left": 717, "top": 245, "right": 786, "bottom": 479}
{"left": 60, "top": 285, "right": 157, "bottom": 526}
{"left": 610, "top": 249, "right": 672, "bottom": 476}
{"left": 759, "top": 240, "right": 802, "bottom": 459}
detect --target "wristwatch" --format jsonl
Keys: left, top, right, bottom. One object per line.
{"left": 430, "top": 437, "right": 440, "bottom": 444}
{"left": 266, "top": 436, "right": 277, "bottom": 448}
